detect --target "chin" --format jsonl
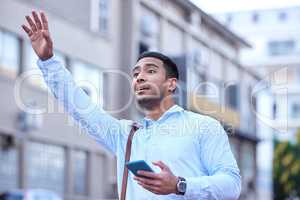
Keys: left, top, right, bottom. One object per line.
{"left": 136, "top": 95, "right": 161, "bottom": 108}
{"left": 136, "top": 95, "right": 154, "bottom": 103}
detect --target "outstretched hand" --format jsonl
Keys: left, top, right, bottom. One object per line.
{"left": 133, "top": 161, "right": 178, "bottom": 195}
{"left": 22, "top": 11, "right": 53, "bottom": 61}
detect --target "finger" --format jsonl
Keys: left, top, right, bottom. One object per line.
{"left": 21, "top": 25, "right": 33, "bottom": 37}
{"left": 137, "top": 171, "right": 161, "bottom": 179}
{"left": 137, "top": 181, "right": 161, "bottom": 194}
{"left": 40, "top": 11, "right": 49, "bottom": 30}
{"left": 32, "top": 11, "right": 42, "bottom": 30}
{"left": 134, "top": 176, "right": 161, "bottom": 187}
{"left": 25, "top": 15, "right": 37, "bottom": 32}
{"left": 152, "top": 161, "right": 168, "bottom": 170}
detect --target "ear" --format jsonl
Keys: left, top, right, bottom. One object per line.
{"left": 168, "top": 78, "right": 177, "bottom": 92}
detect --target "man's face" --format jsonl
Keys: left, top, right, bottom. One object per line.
{"left": 131, "top": 57, "right": 171, "bottom": 104}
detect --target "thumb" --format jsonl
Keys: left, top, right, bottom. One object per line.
{"left": 152, "top": 161, "right": 169, "bottom": 171}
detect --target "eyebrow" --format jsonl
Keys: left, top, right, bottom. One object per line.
{"left": 132, "top": 63, "right": 159, "bottom": 72}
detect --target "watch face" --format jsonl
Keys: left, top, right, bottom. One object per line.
{"left": 178, "top": 181, "right": 187, "bottom": 193}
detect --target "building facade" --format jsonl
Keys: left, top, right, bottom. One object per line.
{"left": 215, "top": 6, "right": 300, "bottom": 200}
{"left": 216, "top": 7, "right": 300, "bottom": 136}
{"left": 0, "top": 0, "right": 260, "bottom": 199}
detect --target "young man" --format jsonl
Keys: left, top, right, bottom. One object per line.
{"left": 22, "top": 11, "right": 241, "bottom": 199}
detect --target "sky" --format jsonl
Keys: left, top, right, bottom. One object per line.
{"left": 191, "top": 0, "right": 300, "bottom": 13}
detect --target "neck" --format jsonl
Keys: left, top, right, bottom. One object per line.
{"left": 143, "top": 96, "right": 175, "bottom": 120}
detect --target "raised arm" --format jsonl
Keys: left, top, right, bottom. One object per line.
{"left": 21, "top": 11, "right": 131, "bottom": 154}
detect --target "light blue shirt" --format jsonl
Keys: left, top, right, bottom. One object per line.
{"left": 37, "top": 56, "right": 241, "bottom": 200}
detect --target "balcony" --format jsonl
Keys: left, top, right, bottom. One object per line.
{"left": 188, "top": 93, "right": 240, "bottom": 128}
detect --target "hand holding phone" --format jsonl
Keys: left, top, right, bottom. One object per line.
{"left": 126, "top": 160, "right": 154, "bottom": 178}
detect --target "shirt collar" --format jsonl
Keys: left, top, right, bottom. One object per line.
{"left": 141, "top": 104, "right": 184, "bottom": 128}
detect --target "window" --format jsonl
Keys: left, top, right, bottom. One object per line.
{"left": 24, "top": 42, "right": 66, "bottom": 88}
{"left": 205, "top": 79, "right": 221, "bottom": 104}
{"left": 225, "top": 84, "right": 240, "bottom": 110}
{"left": 240, "top": 142, "right": 255, "bottom": 193}
{"left": 278, "top": 12, "right": 287, "bottom": 21}
{"left": 246, "top": 86, "right": 256, "bottom": 133}
{"left": 0, "top": 30, "right": 20, "bottom": 77}
{"left": 73, "top": 150, "right": 88, "bottom": 195}
{"left": 24, "top": 43, "right": 47, "bottom": 88}
{"left": 0, "top": 146, "right": 18, "bottom": 192}
{"left": 268, "top": 40, "right": 295, "bottom": 56}
{"left": 140, "top": 7, "right": 160, "bottom": 51}
{"left": 291, "top": 103, "right": 300, "bottom": 118}
{"left": 99, "top": 0, "right": 109, "bottom": 33}
{"left": 187, "top": 50, "right": 207, "bottom": 96}
{"left": 139, "top": 42, "right": 149, "bottom": 55}
{"left": 140, "top": 11, "right": 159, "bottom": 37}
{"left": 252, "top": 13, "right": 259, "bottom": 23}
{"left": 71, "top": 60, "right": 103, "bottom": 104}
{"left": 226, "top": 14, "right": 232, "bottom": 24}
{"left": 273, "top": 103, "right": 277, "bottom": 119}
{"left": 27, "top": 142, "right": 65, "bottom": 195}
{"left": 54, "top": 51, "right": 67, "bottom": 67}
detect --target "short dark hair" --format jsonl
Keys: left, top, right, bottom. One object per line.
{"left": 137, "top": 51, "right": 179, "bottom": 80}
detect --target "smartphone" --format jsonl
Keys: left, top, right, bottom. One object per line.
{"left": 126, "top": 160, "right": 154, "bottom": 178}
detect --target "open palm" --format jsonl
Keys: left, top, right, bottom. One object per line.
{"left": 22, "top": 11, "right": 53, "bottom": 61}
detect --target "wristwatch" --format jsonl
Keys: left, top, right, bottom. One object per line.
{"left": 176, "top": 176, "right": 187, "bottom": 195}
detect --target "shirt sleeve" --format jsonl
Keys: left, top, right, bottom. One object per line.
{"left": 184, "top": 117, "right": 241, "bottom": 200}
{"left": 37, "top": 56, "right": 131, "bottom": 154}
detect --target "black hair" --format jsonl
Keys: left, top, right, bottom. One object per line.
{"left": 137, "top": 51, "right": 179, "bottom": 80}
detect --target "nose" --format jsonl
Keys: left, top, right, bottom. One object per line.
{"left": 136, "top": 72, "right": 146, "bottom": 83}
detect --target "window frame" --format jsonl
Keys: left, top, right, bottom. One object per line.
{"left": 0, "top": 28, "right": 21, "bottom": 78}
{"left": 72, "top": 149, "right": 88, "bottom": 196}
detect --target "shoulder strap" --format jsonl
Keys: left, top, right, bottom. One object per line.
{"left": 120, "top": 123, "right": 139, "bottom": 200}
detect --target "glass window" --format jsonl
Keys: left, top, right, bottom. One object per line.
{"left": 187, "top": 50, "right": 206, "bottom": 96}
{"left": 226, "top": 14, "right": 232, "bottom": 24}
{"left": 24, "top": 42, "right": 47, "bottom": 89}
{"left": 0, "top": 146, "right": 18, "bottom": 192}
{"left": 140, "top": 10, "right": 159, "bottom": 38}
{"left": 71, "top": 60, "right": 103, "bottom": 105}
{"left": 0, "top": 30, "right": 20, "bottom": 76}
{"left": 252, "top": 13, "right": 259, "bottom": 23}
{"left": 24, "top": 42, "right": 66, "bottom": 88}
{"left": 53, "top": 51, "right": 67, "bottom": 67}
{"left": 225, "top": 84, "right": 240, "bottom": 110}
{"left": 27, "top": 142, "right": 65, "bottom": 195}
{"left": 73, "top": 150, "right": 88, "bottom": 195}
{"left": 291, "top": 103, "right": 300, "bottom": 119}
{"left": 268, "top": 40, "right": 295, "bottom": 56}
{"left": 24, "top": 42, "right": 38, "bottom": 71}
{"left": 99, "top": 0, "right": 109, "bottom": 33}
{"left": 205, "top": 79, "right": 221, "bottom": 104}
{"left": 140, "top": 7, "right": 160, "bottom": 51}
{"left": 273, "top": 102, "right": 277, "bottom": 119}
{"left": 278, "top": 12, "right": 287, "bottom": 21}
{"left": 240, "top": 142, "right": 255, "bottom": 193}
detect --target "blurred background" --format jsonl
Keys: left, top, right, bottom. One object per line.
{"left": 0, "top": 0, "right": 299, "bottom": 199}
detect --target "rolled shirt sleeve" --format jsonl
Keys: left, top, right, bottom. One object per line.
{"left": 184, "top": 118, "right": 241, "bottom": 200}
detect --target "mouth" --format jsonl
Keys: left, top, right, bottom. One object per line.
{"left": 136, "top": 85, "right": 151, "bottom": 93}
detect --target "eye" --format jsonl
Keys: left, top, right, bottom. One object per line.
{"left": 133, "top": 72, "right": 139, "bottom": 78}
{"left": 148, "top": 69, "right": 156, "bottom": 74}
